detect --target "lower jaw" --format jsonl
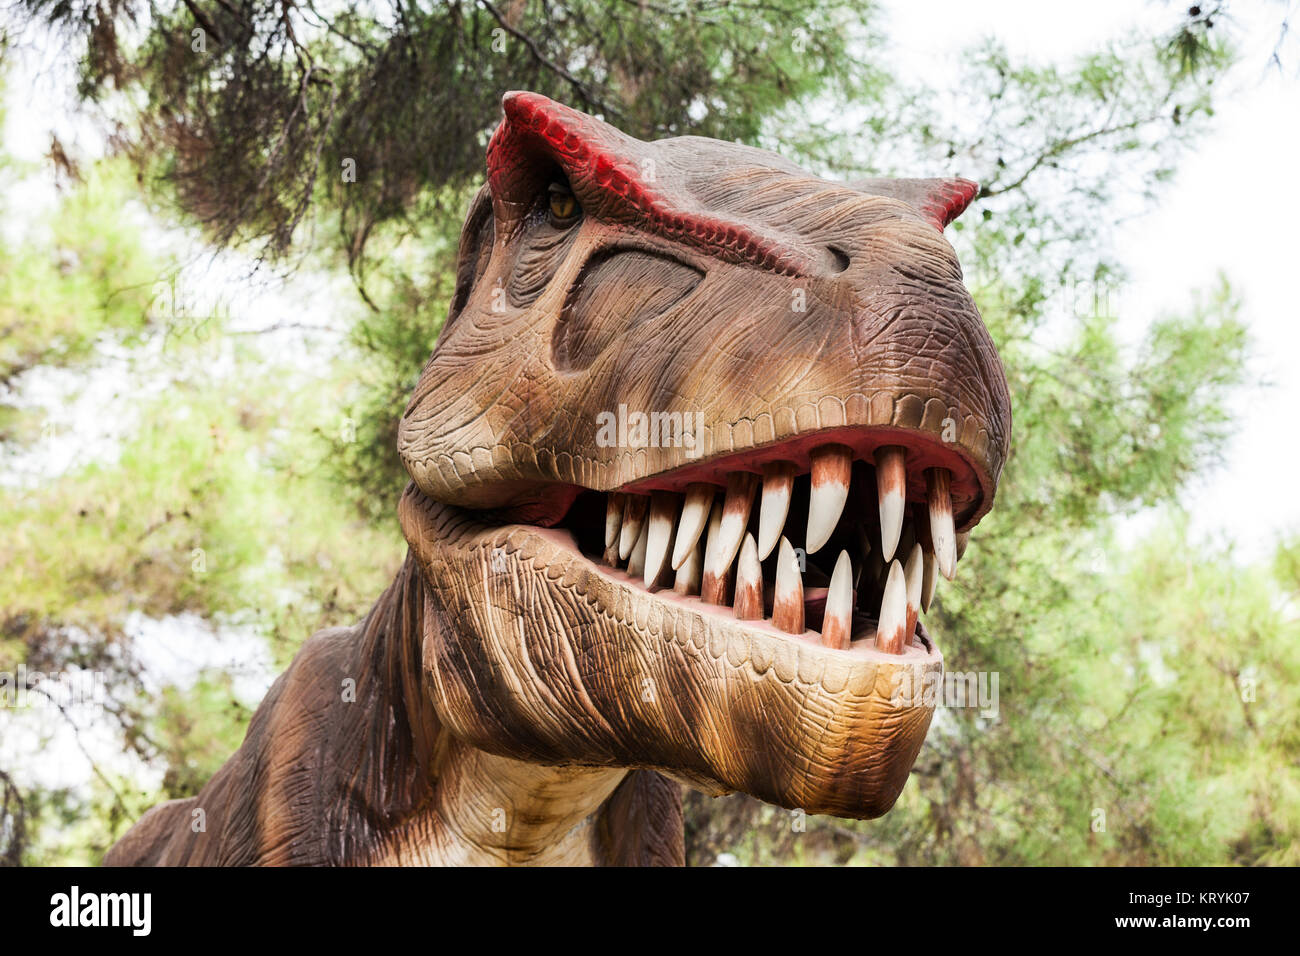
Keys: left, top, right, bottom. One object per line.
{"left": 400, "top": 485, "right": 943, "bottom": 817}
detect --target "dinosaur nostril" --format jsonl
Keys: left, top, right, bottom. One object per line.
{"left": 827, "top": 246, "right": 851, "bottom": 273}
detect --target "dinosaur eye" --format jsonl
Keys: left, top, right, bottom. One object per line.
{"left": 547, "top": 183, "right": 580, "bottom": 226}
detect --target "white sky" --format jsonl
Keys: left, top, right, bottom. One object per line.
{"left": 886, "top": 0, "right": 1300, "bottom": 561}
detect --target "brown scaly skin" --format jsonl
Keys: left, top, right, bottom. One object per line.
{"left": 105, "top": 93, "right": 1011, "bottom": 867}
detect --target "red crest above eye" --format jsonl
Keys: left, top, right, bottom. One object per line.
{"left": 487, "top": 92, "right": 818, "bottom": 275}
{"left": 486, "top": 92, "right": 979, "bottom": 279}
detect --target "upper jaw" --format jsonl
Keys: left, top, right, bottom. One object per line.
{"left": 403, "top": 422, "right": 977, "bottom": 663}
{"left": 400, "top": 402, "right": 1003, "bottom": 532}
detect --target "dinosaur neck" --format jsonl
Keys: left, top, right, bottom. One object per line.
{"left": 351, "top": 551, "right": 626, "bottom": 865}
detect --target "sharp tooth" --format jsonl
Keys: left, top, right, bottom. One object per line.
{"left": 605, "top": 493, "right": 625, "bottom": 550}
{"left": 904, "top": 542, "right": 923, "bottom": 643}
{"left": 926, "top": 468, "right": 957, "bottom": 580}
{"left": 618, "top": 494, "right": 649, "bottom": 561}
{"left": 956, "top": 530, "right": 970, "bottom": 561}
{"left": 757, "top": 461, "right": 797, "bottom": 559}
{"left": 821, "top": 550, "right": 854, "bottom": 650}
{"left": 671, "top": 483, "right": 715, "bottom": 570}
{"left": 644, "top": 491, "right": 679, "bottom": 587}
{"left": 874, "top": 445, "right": 907, "bottom": 562}
{"left": 626, "top": 517, "right": 649, "bottom": 579}
{"left": 806, "top": 443, "right": 852, "bottom": 554}
{"left": 921, "top": 547, "right": 938, "bottom": 613}
{"left": 674, "top": 532, "right": 704, "bottom": 596}
{"left": 732, "top": 533, "right": 764, "bottom": 620}
{"left": 699, "top": 499, "right": 730, "bottom": 605}
{"left": 874, "top": 559, "right": 908, "bottom": 655}
{"left": 772, "top": 537, "right": 805, "bottom": 634}
{"left": 707, "top": 472, "right": 758, "bottom": 578}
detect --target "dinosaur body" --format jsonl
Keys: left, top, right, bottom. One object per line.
{"left": 106, "top": 93, "right": 1011, "bottom": 867}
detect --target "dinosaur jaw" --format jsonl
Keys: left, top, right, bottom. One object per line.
{"left": 398, "top": 430, "right": 949, "bottom": 818}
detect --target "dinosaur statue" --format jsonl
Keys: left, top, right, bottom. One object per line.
{"left": 105, "top": 92, "right": 1011, "bottom": 866}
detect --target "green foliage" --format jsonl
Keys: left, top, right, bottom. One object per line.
{"left": 151, "top": 672, "right": 254, "bottom": 799}
{"left": 0, "top": 159, "right": 159, "bottom": 392}
{"left": 0, "top": 138, "right": 403, "bottom": 864}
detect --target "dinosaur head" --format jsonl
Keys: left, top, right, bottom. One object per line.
{"left": 398, "top": 92, "right": 1011, "bottom": 818}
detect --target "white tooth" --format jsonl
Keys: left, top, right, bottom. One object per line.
{"left": 874, "top": 559, "right": 908, "bottom": 655}
{"left": 700, "top": 499, "right": 729, "bottom": 605}
{"left": 626, "top": 518, "right": 649, "bottom": 579}
{"left": 674, "top": 532, "right": 704, "bottom": 596}
{"left": 921, "top": 547, "right": 938, "bottom": 613}
{"left": 733, "top": 533, "right": 764, "bottom": 620}
{"left": 926, "top": 468, "right": 957, "bottom": 580}
{"left": 821, "top": 550, "right": 854, "bottom": 650}
{"left": 671, "top": 483, "right": 715, "bottom": 570}
{"left": 904, "top": 542, "right": 923, "bottom": 644}
{"left": 956, "top": 530, "right": 970, "bottom": 561}
{"left": 806, "top": 444, "right": 852, "bottom": 554}
{"left": 772, "top": 536, "right": 805, "bottom": 634}
{"left": 618, "top": 494, "right": 649, "bottom": 561}
{"left": 644, "top": 491, "right": 678, "bottom": 587}
{"left": 875, "top": 445, "right": 907, "bottom": 562}
{"left": 758, "top": 461, "right": 797, "bottom": 559}
{"left": 605, "top": 493, "right": 625, "bottom": 550}
{"left": 707, "top": 472, "right": 758, "bottom": 578}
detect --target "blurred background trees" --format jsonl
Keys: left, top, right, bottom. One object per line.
{"left": 1, "top": 1, "right": 1295, "bottom": 865}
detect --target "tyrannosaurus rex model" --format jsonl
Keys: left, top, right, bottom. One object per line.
{"left": 106, "top": 92, "right": 1011, "bottom": 866}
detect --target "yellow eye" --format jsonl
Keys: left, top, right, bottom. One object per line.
{"left": 548, "top": 190, "right": 578, "bottom": 222}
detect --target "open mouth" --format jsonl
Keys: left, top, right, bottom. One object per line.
{"left": 497, "top": 429, "right": 975, "bottom": 659}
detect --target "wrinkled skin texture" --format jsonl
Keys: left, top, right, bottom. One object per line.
{"left": 106, "top": 93, "right": 1010, "bottom": 867}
